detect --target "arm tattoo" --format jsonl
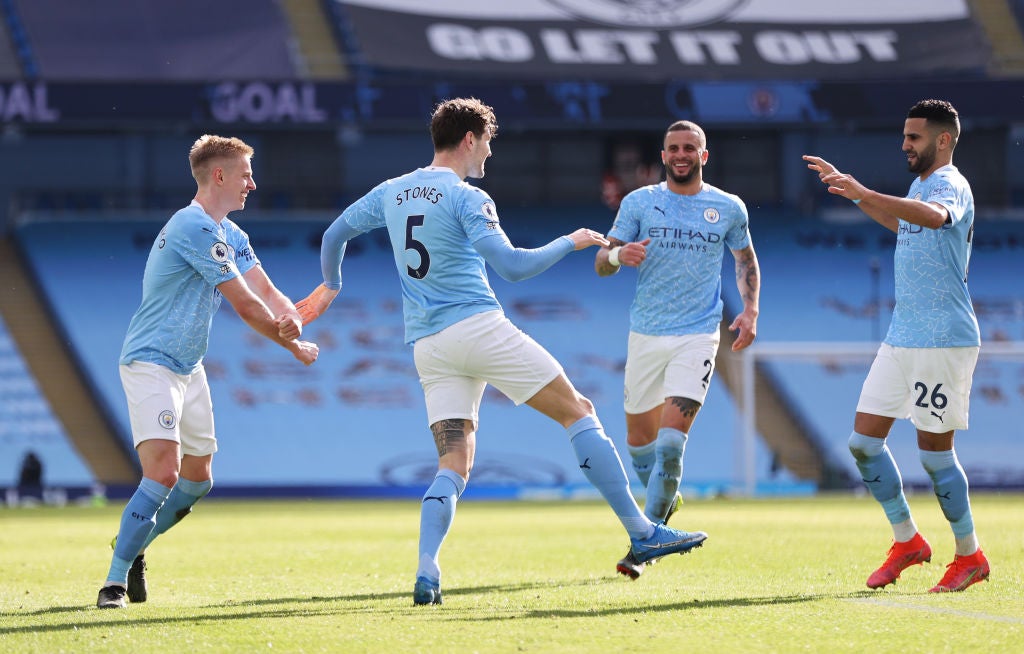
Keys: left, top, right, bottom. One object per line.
{"left": 734, "top": 246, "right": 761, "bottom": 307}
{"left": 596, "top": 236, "right": 627, "bottom": 276}
{"left": 431, "top": 419, "right": 466, "bottom": 457}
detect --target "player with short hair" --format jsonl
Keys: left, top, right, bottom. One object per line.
{"left": 595, "top": 120, "right": 760, "bottom": 579}
{"left": 804, "top": 98, "right": 989, "bottom": 592}
{"left": 297, "top": 97, "right": 709, "bottom": 605}
{"left": 96, "top": 135, "right": 319, "bottom": 609}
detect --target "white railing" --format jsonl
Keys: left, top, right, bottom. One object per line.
{"left": 735, "top": 341, "right": 1024, "bottom": 496}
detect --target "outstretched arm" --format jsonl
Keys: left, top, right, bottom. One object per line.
{"left": 474, "top": 228, "right": 608, "bottom": 282}
{"left": 296, "top": 214, "right": 361, "bottom": 324}
{"left": 802, "top": 155, "right": 948, "bottom": 232}
{"left": 728, "top": 245, "right": 760, "bottom": 352}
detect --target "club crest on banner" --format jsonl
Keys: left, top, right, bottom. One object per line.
{"left": 547, "top": 0, "right": 748, "bottom": 28}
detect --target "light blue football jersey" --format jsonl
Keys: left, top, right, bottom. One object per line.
{"left": 886, "top": 164, "right": 979, "bottom": 348}
{"left": 339, "top": 166, "right": 504, "bottom": 343}
{"left": 607, "top": 182, "right": 751, "bottom": 336}
{"left": 120, "top": 201, "right": 259, "bottom": 374}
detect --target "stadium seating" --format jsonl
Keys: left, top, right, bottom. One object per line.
{"left": 14, "top": 213, "right": 796, "bottom": 496}
{"left": 10, "top": 0, "right": 299, "bottom": 80}
{"left": 0, "top": 314, "right": 93, "bottom": 489}
{"left": 14, "top": 207, "right": 1024, "bottom": 495}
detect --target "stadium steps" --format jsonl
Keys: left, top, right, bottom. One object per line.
{"left": 0, "top": 0, "right": 29, "bottom": 78}
{"left": 0, "top": 235, "right": 137, "bottom": 484}
{"left": 715, "top": 319, "right": 853, "bottom": 490}
{"left": 969, "top": 0, "right": 1024, "bottom": 76}
{"left": 278, "top": 0, "right": 349, "bottom": 80}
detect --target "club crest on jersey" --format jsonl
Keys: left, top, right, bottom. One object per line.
{"left": 210, "top": 241, "right": 230, "bottom": 262}
{"left": 158, "top": 410, "right": 177, "bottom": 430}
{"left": 703, "top": 208, "right": 721, "bottom": 224}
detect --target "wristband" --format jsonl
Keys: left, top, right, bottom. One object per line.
{"left": 607, "top": 246, "right": 622, "bottom": 267}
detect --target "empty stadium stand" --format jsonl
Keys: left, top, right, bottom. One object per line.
{"left": 0, "top": 313, "right": 93, "bottom": 491}
{"left": 969, "top": 0, "right": 1024, "bottom": 75}
{"left": 0, "top": 0, "right": 27, "bottom": 79}
{"left": 278, "top": 0, "right": 350, "bottom": 80}
{"left": 13, "top": 212, "right": 805, "bottom": 496}
{"left": 2, "top": 0, "right": 1023, "bottom": 498}
{"left": 0, "top": 234, "right": 136, "bottom": 489}
{"left": 10, "top": 0, "right": 301, "bottom": 81}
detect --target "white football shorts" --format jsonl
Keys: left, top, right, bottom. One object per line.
{"left": 857, "top": 343, "right": 979, "bottom": 433}
{"left": 414, "top": 310, "right": 563, "bottom": 427}
{"left": 623, "top": 330, "right": 721, "bottom": 415}
{"left": 119, "top": 360, "right": 218, "bottom": 456}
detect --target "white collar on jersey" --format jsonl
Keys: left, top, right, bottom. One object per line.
{"left": 422, "top": 166, "right": 457, "bottom": 175}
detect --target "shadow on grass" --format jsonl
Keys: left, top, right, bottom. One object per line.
{"left": 0, "top": 579, "right": 880, "bottom": 635}
{"left": 477, "top": 590, "right": 882, "bottom": 621}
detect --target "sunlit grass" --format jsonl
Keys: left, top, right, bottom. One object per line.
{"left": 2, "top": 494, "right": 1022, "bottom": 653}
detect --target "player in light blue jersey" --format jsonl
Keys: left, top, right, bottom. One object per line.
{"left": 97, "top": 136, "right": 319, "bottom": 609}
{"left": 804, "top": 99, "right": 988, "bottom": 593}
{"left": 297, "top": 98, "right": 709, "bottom": 605}
{"left": 595, "top": 121, "right": 761, "bottom": 579}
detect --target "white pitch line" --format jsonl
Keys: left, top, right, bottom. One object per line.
{"left": 848, "top": 598, "right": 1024, "bottom": 624}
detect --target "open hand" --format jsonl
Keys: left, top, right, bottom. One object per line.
{"left": 567, "top": 228, "right": 610, "bottom": 251}
{"left": 296, "top": 284, "right": 339, "bottom": 325}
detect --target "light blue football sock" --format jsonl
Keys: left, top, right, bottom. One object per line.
{"left": 568, "top": 415, "right": 651, "bottom": 540}
{"left": 920, "top": 449, "right": 974, "bottom": 538}
{"left": 416, "top": 469, "right": 465, "bottom": 583}
{"left": 848, "top": 431, "right": 910, "bottom": 525}
{"left": 644, "top": 428, "right": 687, "bottom": 522}
{"left": 106, "top": 477, "right": 172, "bottom": 585}
{"left": 627, "top": 441, "right": 657, "bottom": 488}
{"left": 141, "top": 477, "right": 213, "bottom": 550}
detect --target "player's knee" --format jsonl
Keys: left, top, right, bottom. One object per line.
{"left": 918, "top": 448, "right": 956, "bottom": 473}
{"left": 144, "top": 468, "right": 179, "bottom": 489}
{"left": 574, "top": 394, "right": 595, "bottom": 417}
{"left": 848, "top": 431, "right": 884, "bottom": 461}
{"left": 438, "top": 450, "right": 472, "bottom": 480}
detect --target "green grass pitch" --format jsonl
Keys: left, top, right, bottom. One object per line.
{"left": 2, "top": 494, "right": 1022, "bottom": 653}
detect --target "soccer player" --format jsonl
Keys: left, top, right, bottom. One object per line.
{"left": 594, "top": 120, "right": 760, "bottom": 579}
{"left": 803, "top": 99, "right": 989, "bottom": 592}
{"left": 96, "top": 135, "right": 319, "bottom": 609}
{"left": 296, "top": 97, "right": 708, "bottom": 605}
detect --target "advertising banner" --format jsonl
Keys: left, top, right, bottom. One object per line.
{"left": 335, "top": 0, "right": 990, "bottom": 81}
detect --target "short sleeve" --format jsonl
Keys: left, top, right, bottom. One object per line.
{"left": 171, "top": 219, "right": 240, "bottom": 286}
